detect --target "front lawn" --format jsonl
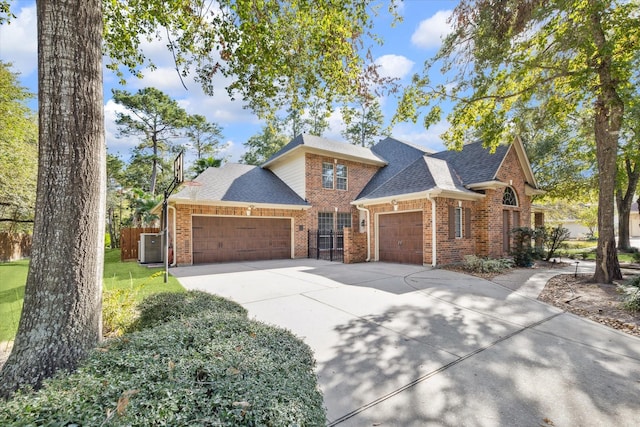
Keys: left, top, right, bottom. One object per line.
{"left": 0, "top": 249, "right": 183, "bottom": 342}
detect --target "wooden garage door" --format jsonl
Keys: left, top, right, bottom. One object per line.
{"left": 378, "top": 211, "right": 423, "bottom": 264}
{"left": 192, "top": 216, "right": 291, "bottom": 263}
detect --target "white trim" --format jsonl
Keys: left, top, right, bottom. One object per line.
{"left": 190, "top": 214, "right": 295, "bottom": 263}
{"left": 466, "top": 180, "right": 510, "bottom": 190}
{"left": 262, "top": 144, "right": 387, "bottom": 168}
{"left": 171, "top": 199, "right": 310, "bottom": 211}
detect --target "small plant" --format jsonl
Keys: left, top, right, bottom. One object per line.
{"left": 632, "top": 251, "right": 640, "bottom": 263}
{"left": 102, "top": 288, "right": 138, "bottom": 337}
{"left": 510, "top": 227, "right": 539, "bottom": 267}
{"left": 619, "top": 276, "right": 640, "bottom": 312}
{"left": 538, "top": 226, "right": 571, "bottom": 261}
{"left": 463, "top": 255, "right": 513, "bottom": 273}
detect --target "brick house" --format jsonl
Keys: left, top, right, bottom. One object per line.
{"left": 163, "top": 134, "right": 543, "bottom": 266}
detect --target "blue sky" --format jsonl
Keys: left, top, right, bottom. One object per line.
{"left": 0, "top": 0, "right": 456, "bottom": 163}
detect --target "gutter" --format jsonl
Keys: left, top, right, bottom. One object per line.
{"left": 426, "top": 193, "right": 437, "bottom": 267}
{"left": 356, "top": 204, "right": 371, "bottom": 262}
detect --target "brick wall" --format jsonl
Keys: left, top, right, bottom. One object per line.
{"left": 304, "top": 153, "right": 380, "bottom": 231}
{"left": 172, "top": 203, "right": 307, "bottom": 265}
{"left": 343, "top": 227, "right": 368, "bottom": 263}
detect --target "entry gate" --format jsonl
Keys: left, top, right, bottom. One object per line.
{"left": 308, "top": 229, "right": 344, "bottom": 262}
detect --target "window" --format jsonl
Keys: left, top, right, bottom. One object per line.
{"left": 454, "top": 207, "right": 463, "bottom": 238}
{"left": 449, "top": 206, "right": 470, "bottom": 239}
{"left": 336, "top": 164, "right": 348, "bottom": 190}
{"left": 322, "top": 163, "right": 334, "bottom": 189}
{"left": 337, "top": 212, "right": 352, "bottom": 230}
{"left": 502, "top": 187, "right": 518, "bottom": 206}
{"left": 318, "top": 212, "right": 333, "bottom": 232}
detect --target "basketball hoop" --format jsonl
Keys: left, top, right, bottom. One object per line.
{"left": 182, "top": 181, "right": 202, "bottom": 200}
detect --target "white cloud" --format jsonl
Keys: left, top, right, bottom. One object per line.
{"left": 390, "top": 120, "right": 449, "bottom": 153}
{"left": 0, "top": 4, "right": 37, "bottom": 76}
{"left": 374, "top": 55, "right": 414, "bottom": 80}
{"left": 411, "top": 10, "right": 453, "bottom": 49}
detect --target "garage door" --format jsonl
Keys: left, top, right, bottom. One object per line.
{"left": 378, "top": 211, "right": 423, "bottom": 264}
{"left": 192, "top": 216, "right": 291, "bottom": 263}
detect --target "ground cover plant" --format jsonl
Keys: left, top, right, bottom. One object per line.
{"left": 0, "top": 292, "right": 327, "bottom": 426}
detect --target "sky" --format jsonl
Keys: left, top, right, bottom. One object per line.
{"left": 0, "top": 0, "right": 457, "bottom": 165}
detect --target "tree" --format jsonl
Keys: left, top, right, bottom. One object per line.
{"left": 0, "top": 0, "right": 105, "bottom": 397}
{"left": 192, "top": 156, "right": 223, "bottom": 177}
{"left": 1, "top": 0, "right": 397, "bottom": 398}
{"left": 342, "top": 96, "right": 386, "bottom": 147}
{"left": 0, "top": 62, "right": 37, "bottom": 232}
{"left": 112, "top": 88, "right": 188, "bottom": 196}
{"left": 185, "top": 114, "right": 225, "bottom": 160}
{"left": 396, "top": 0, "right": 639, "bottom": 283}
{"left": 106, "top": 154, "right": 125, "bottom": 249}
{"left": 241, "top": 124, "right": 289, "bottom": 166}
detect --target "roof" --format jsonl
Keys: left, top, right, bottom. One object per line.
{"left": 430, "top": 141, "right": 510, "bottom": 185}
{"left": 262, "top": 133, "right": 387, "bottom": 167}
{"left": 170, "top": 163, "right": 309, "bottom": 207}
{"left": 355, "top": 155, "right": 477, "bottom": 202}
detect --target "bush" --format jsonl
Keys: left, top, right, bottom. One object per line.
{"left": 510, "top": 227, "right": 538, "bottom": 267}
{"left": 463, "top": 255, "right": 514, "bottom": 273}
{"left": 0, "top": 314, "right": 326, "bottom": 426}
{"left": 619, "top": 276, "right": 640, "bottom": 312}
{"left": 129, "top": 290, "right": 248, "bottom": 332}
{"left": 103, "top": 288, "right": 138, "bottom": 337}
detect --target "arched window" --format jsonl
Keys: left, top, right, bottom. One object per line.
{"left": 502, "top": 187, "right": 518, "bottom": 206}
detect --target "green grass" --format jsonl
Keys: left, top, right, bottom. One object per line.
{"left": 0, "top": 259, "right": 29, "bottom": 342}
{"left": 0, "top": 249, "right": 184, "bottom": 342}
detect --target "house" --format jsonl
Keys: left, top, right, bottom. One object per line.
{"left": 162, "top": 134, "right": 544, "bottom": 266}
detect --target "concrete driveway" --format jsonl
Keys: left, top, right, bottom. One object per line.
{"left": 172, "top": 260, "right": 640, "bottom": 426}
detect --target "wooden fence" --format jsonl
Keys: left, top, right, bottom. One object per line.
{"left": 120, "top": 227, "right": 160, "bottom": 262}
{"left": 0, "top": 232, "right": 32, "bottom": 262}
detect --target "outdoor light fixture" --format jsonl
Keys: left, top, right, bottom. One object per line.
{"left": 391, "top": 199, "right": 398, "bottom": 211}
{"left": 246, "top": 205, "right": 254, "bottom": 216}
{"left": 361, "top": 219, "right": 366, "bottom": 227}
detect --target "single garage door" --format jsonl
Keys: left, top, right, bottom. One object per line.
{"left": 192, "top": 216, "right": 291, "bottom": 263}
{"left": 378, "top": 211, "right": 423, "bottom": 264}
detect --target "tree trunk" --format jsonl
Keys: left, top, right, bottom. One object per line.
{"left": 615, "top": 158, "right": 640, "bottom": 250}
{"left": 150, "top": 137, "right": 158, "bottom": 195}
{"left": 590, "top": 2, "right": 622, "bottom": 284}
{"left": 0, "top": 0, "right": 105, "bottom": 398}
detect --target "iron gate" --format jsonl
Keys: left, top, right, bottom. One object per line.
{"left": 308, "top": 229, "right": 344, "bottom": 262}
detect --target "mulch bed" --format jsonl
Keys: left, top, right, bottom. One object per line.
{"left": 537, "top": 273, "right": 640, "bottom": 338}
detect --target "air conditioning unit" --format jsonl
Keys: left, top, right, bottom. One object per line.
{"left": 139, "top": 233, "right": 164, "bottom": 264}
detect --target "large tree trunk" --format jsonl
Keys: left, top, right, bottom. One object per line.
{"left": 615, "top": 158, "right": 640, "bottom": 251}
{"left": 0, "top": 0, "right": 105, "bottom": 398}
{"left": 591, "top": 2, "right": 622, "bottom": 284}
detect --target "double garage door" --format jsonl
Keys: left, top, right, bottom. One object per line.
{"left": 192, "top": 216, "right": 291, "bottom": 264}
{"left": 378, "top": 211, "right": 423, "bottom": 265}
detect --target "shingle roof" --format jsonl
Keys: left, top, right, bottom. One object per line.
{"left": 356, "top": 155, "right": 475, "bottom": 201}
{"left": 357, "top": 137, "right": 431, "bottom": 198}
{"left": 170, "top": 163, "right": 309, "bottom": 206}
{"left": 430, "top": 141, "right": 510, "bottom": 185}
{"left": 262, "top": 133, "right": 386, "bottom": 167}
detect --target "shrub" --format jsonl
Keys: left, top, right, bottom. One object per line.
{"left": 463, "top": 255, "right": 513, "bottom": 273}
{"left": 510, "top": 227, "right": 538, "bottom": 267}
{"left": 0, "top": 314, "right": 326, "bottom": 426}
{"left": 103, "top": 288, "right": 138, "bottom": 337}
{"left": 539, "top": 226, "right": 571, "bottom": 261}
{"left": 619, "top": 276, "right": 640, "bottom": 312}
{"left": 129, "top": 290, "right": 247, "bottom": 332}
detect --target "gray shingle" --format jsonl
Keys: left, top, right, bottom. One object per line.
{"left": 171, "top": 163, "right": 308, "bottom": 206}
{"left": 430, "top": 141, "right": 509, "bottom": 185}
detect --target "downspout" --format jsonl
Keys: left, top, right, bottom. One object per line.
{"left": 426, "top": 193, "right": 437, "bottom": 267}
{"left": 356, "top": 204, "right": 371, "bottom": 262}
{"left": 169, "top": 205, "right": 177, "bottom": 267}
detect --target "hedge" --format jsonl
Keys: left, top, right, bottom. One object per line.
{"left": 0, "top": 292, "right": 326, "bottom": 426}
